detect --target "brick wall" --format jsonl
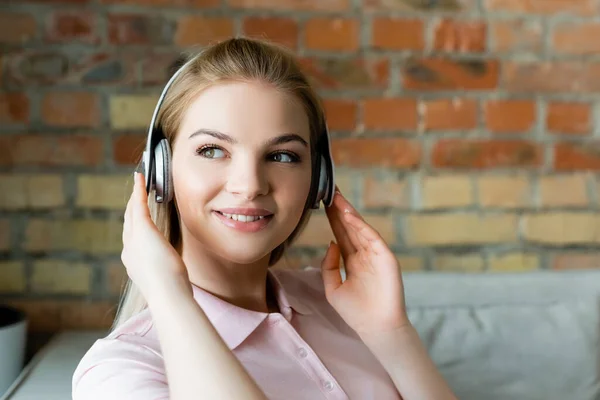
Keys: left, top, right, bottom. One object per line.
{"left": 2, "top": 0, "right": 600, "bottom": 332}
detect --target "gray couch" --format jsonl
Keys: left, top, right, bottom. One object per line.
{"left": 404, "top": 270, "right": 600, "bottom": 400}
{"left": 2, "top": 270, "right": 600, "bottom": 400}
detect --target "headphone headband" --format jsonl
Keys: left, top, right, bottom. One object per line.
{"left": 142, "top": 53, "right": 335, "bottom": 209}
{"left": 143, "top": 58, "right": 192, "bottom": 195}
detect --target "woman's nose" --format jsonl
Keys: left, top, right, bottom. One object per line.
{"left": 225, "top": 158, "right": 269, "bottom": 200}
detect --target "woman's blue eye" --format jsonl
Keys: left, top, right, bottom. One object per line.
{"left": 197, "top": 146, "right": 300, "bottom": 163}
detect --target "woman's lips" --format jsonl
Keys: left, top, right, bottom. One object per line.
{"left": 212, "top": 211, "right": 273, "bottom": 233}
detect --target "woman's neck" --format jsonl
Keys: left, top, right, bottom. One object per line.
{"left": 180, "top": 242, "right": 276, "bottom": 314}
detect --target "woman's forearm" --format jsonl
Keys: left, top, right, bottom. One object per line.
{"left": 360, "top": 324, "right": 458, "bottom": 400}
{"left": 146, "top": 276, "right": 267, "bottom": 400}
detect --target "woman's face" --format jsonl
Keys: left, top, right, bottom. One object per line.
{"left": 171, "top": 80, "right": 312, "bottom": 264}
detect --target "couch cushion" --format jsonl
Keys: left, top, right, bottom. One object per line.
{"left": 404, "top": 271, "right": 600, "bottom": 400}
{"left": 2, "top": 331, "right": 106, "bottom": 400}
{"left": 403, "top": 270, "right": 600, "bottom": 307}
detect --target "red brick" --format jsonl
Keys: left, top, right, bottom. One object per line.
{"left": 0, "top": 93, "right": 29, "bottom": 124}
{"left": 491, "top": 19, "right": 543, "bottom": 53}
{"left": 322, "top": 99, "right": 357, "bottom": 131}
{"left": 362, "top": 98, "right": 417, "bottom": 131}
{"left": 229, "top": 0, "right": 348, "bottom": 11}
{"left": 403, "top": 57, "right": 499, "bottom": 91}
{"left": 503, "top": 61, "right": 600, "bottom": 94}
{"left": 2, "top": 299, "right": 115, "bottom": 332}
{"left": 0, "top": 134, "right": 103, "bottom": 167}
{"left": 332, "top": 138, "right": 421, "bottom": 168}
{"left": 299, "top": 57, "right": 388, "bottom": 90}
{"left": 46, "top": 11, "right": 98, "bottom": 43}
{"left": 3, "top": 51, "right": 133, "bottom": 87}
{"left": 113, "top": 133, "right": 146, "bottom": 165}
{"left": 372, "top": 18, "right": 424, "bottom": 50}
{"left": 108, "top": 14, "right": 171, "bottom": 45}
{"left": 485, "top": 100, "right": 536, "bottom": 133}
{"left": 41, "top": 92, "right": 100, "bottom": 127}
{"left": 552, "top": 22, "right": 600, "bottom": 55}
{"left": 423, "top": 98, "right": 478, "bottom": 131}
{"left": 485, "top": 0, "right": 595, "bottom": 16}
{"left": 433, "top": 19, "right": 487, "bottom": 53}
{"left": 546, "top": 102, "right": 591, "bottom": 135}
{"left": 4, "top": 51, "right": 69, "bottom": 86}
{"left": 109, "top": 14, "right": 144, "bottom": 45}
{"left": 20, "top": 0, "right": 90, "bottom": 3}
{"left": 432, "top": 139, "right": 543, "bottom": 169}
{"left": 554, "top": 142, "right": 600, "bottom": 170}
{"left": 304, "top": 18, "right": 358, "bottom": 52}
{"left": 0, "top": 12, "right": 36, "bottom": 44}
{"left": 75, "top": 53, "right": 137, "bottom": 85}
{"left": 101, "top": 0, "right": 218, "bottom": 6}
{"left": 242, "top": 17, "right": 298, "bottom": 50}
{"left": 363, "top": 0, "right": 478, "bottom": 11}
{"left": 175, "top": 17, "right": 234, "bottom": 46}
{"left": 139, "top": 51, "right": 182, "bottom": 86}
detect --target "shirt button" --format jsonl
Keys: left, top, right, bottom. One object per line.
{"left": 324, "top": 381, "right": 334, "bottom": 391}
{"left": 297, "top": 348, "right": 308, "bottom": 358}
{"left": 268, "top": 315, "right": 280, "bottom": 325}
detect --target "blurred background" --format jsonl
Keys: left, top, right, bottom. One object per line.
{"left": 1, "top": 0, "right": 600, "bottom": 373}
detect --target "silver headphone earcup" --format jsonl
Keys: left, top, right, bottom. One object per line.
{"left": 323, "top": 153, "right": 335, "bottom": 207}
{"left": 154, "top": 139, "right": 173, "bottom": 203}
{"left": 312, "top": 155, "right": 329, "bottom": 209}
{"left": 318, "top": 123, "right": 335, "bottom": 209}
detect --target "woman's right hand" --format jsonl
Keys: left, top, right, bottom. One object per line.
{"left": 121, "top": 171, "right": 192, "bottom": 300}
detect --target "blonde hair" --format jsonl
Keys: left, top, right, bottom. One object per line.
{"left": 111, "top": 37, "right": 328, "bottom": 331}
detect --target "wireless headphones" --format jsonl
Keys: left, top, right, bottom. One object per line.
{"left": 142, "top": 54, "right": 336, "bottom": 210}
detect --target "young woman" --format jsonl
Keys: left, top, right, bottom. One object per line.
{"left": 72, "top": 38, "right": 457, "bottom": 400}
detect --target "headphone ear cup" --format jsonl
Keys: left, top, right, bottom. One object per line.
{"left": 154, "top": 139, "right": 173, "bottom": 203}
{"left": 312, "top": 155, "right": 328, "bottom": 209}
{"left": 163, "top": 139, "right": 173, "bottom": 203}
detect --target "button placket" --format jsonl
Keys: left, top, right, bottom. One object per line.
{"left": 324, "top": 380, "right": 335, "bottom": 391}
{"left": 278, "top": 318, "right": 349, "bottom": 399}
{"left": 297, "top": 347, "right": 308, "bottom": 358}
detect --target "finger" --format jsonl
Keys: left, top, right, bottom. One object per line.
{"left": 320, "top": 241, "right": 342, "bottom": 299}
{"left": 122, "top": 179, "right": 135, "bottom": 243}
{"left": 344, "top": 212, "right": 388, "bottom": 256}
{"left": 133, "top": 172, "right": 151, "bottom": 220}
{"left": 334, "top": 190, "right": 363, "bottom": 220}
{"left": 122, "top": 199, "right": 131, "bottom": 244}
{"left": 330, "top": 192, "right": 365, "bottom": 255}
{"left": 325, "top": 195, "right": 355, "bottom": 260}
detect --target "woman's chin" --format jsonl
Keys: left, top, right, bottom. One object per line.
{"left": 209, "top": 245, "right": 274, "bottom": 265}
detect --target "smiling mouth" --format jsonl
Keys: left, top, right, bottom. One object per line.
{"left": 212, "top": 210, "right": 274, "bottom": 233}
{"left": 214, "top": 211, "right": 274, "bottom": 222}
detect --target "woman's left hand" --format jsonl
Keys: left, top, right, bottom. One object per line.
{"left": 321, "top": 189, "right": 411, "bottom": 339}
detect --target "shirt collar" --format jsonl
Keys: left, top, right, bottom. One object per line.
{"left": 189, "top": 269, "right": 312, "bottom": 350}
{"left": 268, "top": 268, "right": 313, "bottom": 317}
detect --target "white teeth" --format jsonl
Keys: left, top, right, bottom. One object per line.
{"left": 220, "top": 212, "right": 265, "bottom": 222}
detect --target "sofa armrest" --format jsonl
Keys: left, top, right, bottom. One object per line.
{"left": 1, "top": 331, "right": 106, "bottom": 400}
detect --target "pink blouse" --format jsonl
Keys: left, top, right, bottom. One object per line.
{"left": 72, "top": 267, "right": 401, "bottom": 399}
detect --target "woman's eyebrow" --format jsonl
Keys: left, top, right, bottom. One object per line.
{"left": 188, "top": 128, "right": 308, "bottom": 148}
